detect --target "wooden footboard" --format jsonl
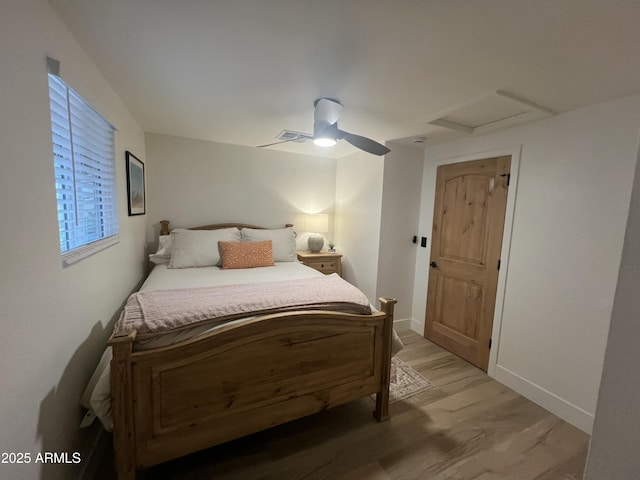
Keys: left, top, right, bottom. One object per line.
{"left": 108, "top": 297, "right": 396, "bottom": 480}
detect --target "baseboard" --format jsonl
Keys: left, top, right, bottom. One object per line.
{"left": 410, "top": 319, "right": 424, "bottom": 335}
{"left": 393, "top": 318, "right": 413, "bottom": 331}
{"left": 493, "top": 365, "right": 594, "bottom": 434}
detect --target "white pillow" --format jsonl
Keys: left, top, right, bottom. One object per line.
{"left": 148, "top": 234, "right": 172, "bottom": 264}
{"left": 148, "top": 254, "right": 170, "bottom": 265}
{"left": 168, "top": 228, "right": 241, "bottom": 268}
{"left": 154, "top": 234, "right": 172, "bottom": 257}
{"left": 240, "top": 228, "right": 297, "bottom": 262}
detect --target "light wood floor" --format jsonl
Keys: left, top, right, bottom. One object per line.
{"left": 94, "top": 330, "right": 589, "bottom": 480}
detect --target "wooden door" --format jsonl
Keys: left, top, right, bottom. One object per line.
{"left": 424, "top": 156, "right": 511, "bottom": 371}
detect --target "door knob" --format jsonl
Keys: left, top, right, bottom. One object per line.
{"left": 430, "top": 261, "right": 438, "bottom": 268}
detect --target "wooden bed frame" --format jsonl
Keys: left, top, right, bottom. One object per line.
{"left": 108, "top": 221, "right": 397, "bottom": 480}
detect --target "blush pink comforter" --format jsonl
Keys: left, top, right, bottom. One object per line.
{"left": 114, "top": 273, "right": 372, "bottom": 340}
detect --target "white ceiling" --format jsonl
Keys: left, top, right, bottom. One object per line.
{"left": 49, "top": 0, "right": 640, "bottom": 158}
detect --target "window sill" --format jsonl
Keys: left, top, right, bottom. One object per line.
{"left": 62, "top": 235, "right": 120, "bottom": 267}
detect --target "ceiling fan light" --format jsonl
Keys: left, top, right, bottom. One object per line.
{"left": 313, "top": 137, "right": 337, "bottom": 147}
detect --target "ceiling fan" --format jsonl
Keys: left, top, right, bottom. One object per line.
{"left": 257, "top": 98, "right": 390, "bottom": 156}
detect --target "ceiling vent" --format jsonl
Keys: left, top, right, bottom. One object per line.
{"left": 276, "top": 130, "right": 309, "bottom": 143}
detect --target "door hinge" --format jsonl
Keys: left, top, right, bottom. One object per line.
{"left": 488, "top": 338, "right": 492, "bottom": 349}
{"left": 497, "top": 259, "right": 501, "bottom": 270}
{"left": 500, "top": 173, "right": 511, "bottom": 186}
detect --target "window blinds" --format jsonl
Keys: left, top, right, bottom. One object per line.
{"left": 48, "top": 74, "right": 118, "bottom": 263}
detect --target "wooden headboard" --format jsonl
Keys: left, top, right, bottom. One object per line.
{"left": 159, "top": 220, "right": 294, "bottom": 236}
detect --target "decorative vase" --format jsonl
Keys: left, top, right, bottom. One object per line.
{"left": 308, "top": 234, "right": 324, "bottom": 253}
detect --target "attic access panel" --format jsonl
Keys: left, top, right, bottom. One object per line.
{"left": 430, "top": 90, "right": 555, "bottom": 135}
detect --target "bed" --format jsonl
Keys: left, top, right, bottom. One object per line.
{"left": 105, "top": 221, "right": 398, "bottom": 480}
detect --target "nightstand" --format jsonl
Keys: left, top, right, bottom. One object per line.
{"left": 297, "top": 251, "right": 343, "bottom": 277}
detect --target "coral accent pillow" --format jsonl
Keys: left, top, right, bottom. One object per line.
{"left": 219, "top": 240, "right": 275, "bottom": 269}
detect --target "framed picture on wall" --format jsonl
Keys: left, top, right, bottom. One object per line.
{"left": 126, "top": 151, "right": 145, "bottom": 216}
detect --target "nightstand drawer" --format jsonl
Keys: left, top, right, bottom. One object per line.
{"left": 308, "top": 260, "right": 338, "bottom": 274}
{"left": 297, "top": 251, "right": 343, "bottom": 277}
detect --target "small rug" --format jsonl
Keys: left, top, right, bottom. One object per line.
{"left": 372, "top": 357, "right": 436, "bottom": 404}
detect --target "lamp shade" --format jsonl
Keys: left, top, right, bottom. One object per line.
{"left": 305, "top": 214, "right": 329, "bottom": 233}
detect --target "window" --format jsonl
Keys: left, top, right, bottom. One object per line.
{"left": 47, "top": 74, "right": 118, "bottom": 266}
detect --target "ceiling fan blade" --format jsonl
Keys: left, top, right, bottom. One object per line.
{"left": 338, "top": 130, "right": 390, "bottom": 156}
{"left": 256, "top": 134, "right": 311, "bottom": 148}
{"left": 314, "top": 98, "right": 343, "bottom": 125}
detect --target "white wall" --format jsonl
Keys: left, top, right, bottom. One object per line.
{"left": 145, "top": 133, "right": 337, "bottom": 247}
{"left": 585, "top": 142, "right": 640, "bottom": 478}
{"left": 0, "top": 1, "right": 147, "bottom": 479}
{"left": 146, "top": 132, "right": 393, "bottom": 311}
{"left": 376, "top": 143, "right": 424, "bottom": 324}
{"left": 334, "top": 151, "right": 384, "bottom": 304}
{"left": 412, "top": 94, "right": 640, "bottom": 432}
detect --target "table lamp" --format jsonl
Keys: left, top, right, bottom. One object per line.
{"left": 305, "top": 214, "right": 329, "bottom": 253}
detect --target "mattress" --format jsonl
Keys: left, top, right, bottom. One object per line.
{"left": 141, "top": 261, "right": 324, "bottom": 291}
